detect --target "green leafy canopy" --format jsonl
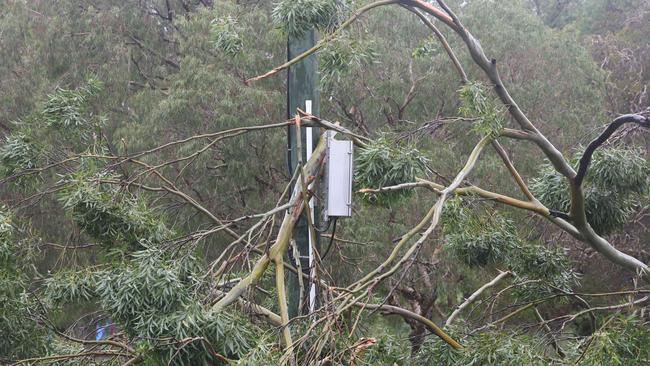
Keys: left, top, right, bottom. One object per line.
{"left": 320, "top": 37, "right": 379, "bottom": 85}
{"left": 42, "top": 78, "right": 103, "bottom": 131}
{"left": 0, "top": 133, "right": 39, "bottom": 178}
{"left": 44, "top": 248, "right": 260, "bottom": 366}
{"left": 211, "top": 16, "right": 244, "bottom": 56}
{"left": 459, "top": 81, "right": 506, "bottom": 137}
{"left": 354, "top": 135, "right": 428, "bottom": 207}
{"left": 57, "top": 173, "right": 172, "bottom": 252}
{"left": 0, "top": 208, "right": 47, "bottom": 359}
{"left": 272, "top": 0, "right": 346, "bottom": 37}
{"left": 531, "top": 146, "right": 649, "bottom": 235}
{"left": 442, "top": 199, "right": 577, "bottom": 294}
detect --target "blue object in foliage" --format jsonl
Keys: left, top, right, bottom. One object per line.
{"left": 96, "top": 322, "right": 105, "bottom": 341}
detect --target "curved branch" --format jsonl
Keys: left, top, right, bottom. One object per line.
{"left": 432, "top": 0, "right": 648, "bottom": 275}
{"left": 359, "top": 303, "right": 462, "bottom": 349}
{"left": 246, "top": 0, "right": 457, "bottom": 84}
{"left": 246, "top": 0, "right": 401, "bottom": 84}
{"left": 210, "top": 136, "right": 327, "bottom": 313}
{"left": 575, "top": 113, "right": 649, "bottom": 187}
{"left": 445, "top": 271, "right": 512, "bottom": 327}
{"left": 404, "top": 5, "right": 467, "bottom": 83}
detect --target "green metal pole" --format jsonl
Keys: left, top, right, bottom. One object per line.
{"left": 287, "top": 29, "right": 320, "bottom": 318}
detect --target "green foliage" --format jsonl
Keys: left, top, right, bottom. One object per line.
{"left": 458, "top": 81, "right": 505, "bottom": 137}
{"left": 0, "top": 208, "right": 47, "bottom": 360}
{"left": 531, "top": 147, "right": 649, "bottom": 235}
{"left": 585, "top": 147, "right": 649, "bottom": 194}
{"left": 272, "top": 0, "right": 345, "bottom": 37}
{"left": 355, "top": 334, "right": 411, "bottom": 366}
{"left": 320, "top": 37, "right": 378, "bottom": 84}
{"left": 569, "top": 314, "right": 650, "bottom": 365}
{"left": 509, "top": 242, "right": 578, "bottom": 296}
{"left": 233, "top": 333, "right": 283, "bottom": 366}
{"left": 0, "top": 133, "right": 40, "bottom": 177}
{"left": 354, "top": 136, "right": 428, "bottom": 207}
{"left": 57, "top": 175, "right": 171, "bottom": 251}
{"left": 443, "top": 199, "right": 576, "bottom": 293}
{"left": 443, "top": 200, "right": 520, "bottom": 267}
{"left": 0, "top": 272, "right": 46, "bottom": 361}
{"left": 412, "top": 37, "right": 441, "bottom": 59}
{"left": 1, "top": 77, "right": 105, "bottom": 184}
{"left": 417, "top": 331, "right": 552, "bottom": 366}
{"left": 417, "top": 315, "right": 650, "bottom": 365}
{"left": 1, "top": 0, "right": 648, "bottom": 364}
{"left": 45, "top": 269, "right": 98, "bottom": 304}
{"left": 582, "top": 188, "right": 636, "bottom": 235}
{"left": 413, "top": 331, "right": 461, "bottom": 365}
{"left": 95, "top": 249, "right": 199, "bottom": 330}
{"left": 0, "top": 210, "right": 13, "bottom": 265}
{"left": 283, "top": 316, "right": 411, "bottom": 365}
{"left": 447, "top": 222, "right": 520, "bottom": 267}
{"left": 45, "top": 249, "right": 259, "bottom": 365}
{"left": 211, "top": 16, "right": 244, "bottom": 56}
{"left": 42, "top": 78, "right": 103, "bottom": 131}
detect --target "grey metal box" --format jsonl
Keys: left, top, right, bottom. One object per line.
{"left": 325, "top": 131, "right": 353, "bottom": 218}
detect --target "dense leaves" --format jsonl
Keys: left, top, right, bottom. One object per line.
{"left": 417, "top": 331, "right": 552, "bottom": 365}
{"left": 531, "top": 147, "right": 649, "bottom": 235}
{"left": 0, "top": 209, "right": 47, "bottom": 360}
{"left": 0, "top": 133, "right": 39, "bottom": 177}
{"left": 211, "top": 16, "right": 244, "bottom": 56}
{"left": 320, "top": 37, "right": 379, "bottom": 84}
{"left": 458, "top": 81, "right": 506, "bottom": 137}
{"left": 572, "top": 315, "right": 650, "bottom": 365}
{"left": 57, "top": 176, "right": 171, "bottom": 251}
{"left": 443, "top": 199, "right": 577, "bottom": 294}
{"left": 42, "top": 78, "right": 103, "bottom": 131}
{"left": 441, "top": 200, "right": 520, "bottom": 268}
{"left": 272, "top": 0, "right": 345, "bottom": 37}
{"left": 45, "top": 249, "right": 260, "bottom": 365}
{"left": 354, "top": 135, "right": 428, "bottom": 206}
{"left": 1, "top": 0, "right": 649, "bottom": 365}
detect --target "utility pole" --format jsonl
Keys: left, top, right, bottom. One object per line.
{"left": 287, "top": 29, "right": 320, "bottom": 318}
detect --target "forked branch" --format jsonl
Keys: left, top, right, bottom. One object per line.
{"left": 575, "top": 113, "right": 650, "bottom": 187}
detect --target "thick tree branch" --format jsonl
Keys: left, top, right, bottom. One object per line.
{"left": 210, "top": 136, "right": 327, "bottom": 313}
{"left": 431, "top": 0, "right": 648, "bottom": 275}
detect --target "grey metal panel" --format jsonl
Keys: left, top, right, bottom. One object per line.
{"left": 326, "top": 132, "right": 353, "bottom": 217}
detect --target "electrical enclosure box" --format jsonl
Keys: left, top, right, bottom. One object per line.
{"left": 324, "top": 131, "right": 353, "bottom": 218}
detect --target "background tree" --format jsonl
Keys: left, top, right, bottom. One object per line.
{"left": 1, "top": 0, "right": 649, "bottom": 365}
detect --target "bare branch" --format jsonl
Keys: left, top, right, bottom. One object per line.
{"left": 445, "top": 271, "right": 512, "bottom": 327}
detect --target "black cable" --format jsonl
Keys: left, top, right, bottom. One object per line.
{"left": 313, "top": 215, "right": 333, "bottom": 233}
{"left": 320, "top": 218, "right": 338, "bottom": 261}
